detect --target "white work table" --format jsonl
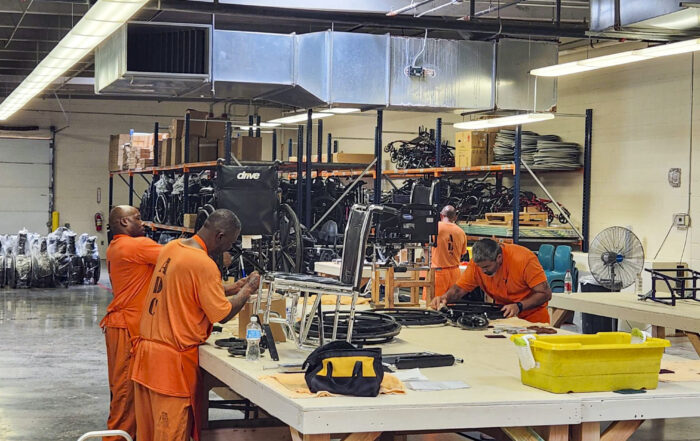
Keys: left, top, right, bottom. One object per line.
{"left": 313, "top": 261, "right": 467, "bottom": 279}
{"left": 549, "top": 291, "right": 700, "bottom": 355}
{"left": 199, "top": 320, "right": 700, "bottom": 441}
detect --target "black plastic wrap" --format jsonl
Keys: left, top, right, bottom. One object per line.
{"left": 54, "top": 239, "right": 71, "bottom": 287}
{"left": 81, "top": 237, "right": 100, "bottom": 285}
{"left": 32, "top": 239, "right": 54, "bottom": 288}
{"left": 14, "top": 232, "right": 31, "bottom": 289}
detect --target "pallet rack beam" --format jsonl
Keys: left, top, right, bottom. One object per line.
{"left": 513, "top": 125, "right": 521, "bottom": 244}
{"left": 296, "top": 124, "right": 304, "bottom": 220}
{"left": 373, "top": 110, "right": 383, "bottom": 204}
{"left": 305, "top": 109, "right": 313, "bottom": 226}
{"left": 435, "top": 117, "right": 442, "bottom": 206}
{"left": 582, "top": 108, "right": 593, "bottom": 252}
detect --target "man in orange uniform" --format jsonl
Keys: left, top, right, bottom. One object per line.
{"left": 430, "top": 205, "right": 467, "bottom": 298}
{"left": 131, "top": 209, "right": 260, "bottom": 441}
{"left": 101, "top": 205, "right": 163, "bottom": 441}
{"left": 431, "top": 238, "right": 552, "bottom": 323}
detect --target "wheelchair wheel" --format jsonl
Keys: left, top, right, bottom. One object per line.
{"left": 195, "top": 204, "right": 216, "bottom": 232}
{"left": 154, "top": 193, "right": 168, "bottom": 224}
{"left": 274, "top": 203, "right": 303, "bottom": 273}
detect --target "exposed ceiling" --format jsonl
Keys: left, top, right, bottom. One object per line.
{"left": 0, "top": 0, "right": 698, "bottom": 105}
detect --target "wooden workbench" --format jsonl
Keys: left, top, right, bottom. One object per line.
{"left": 199, "top": 320, "right": 700, "bottom": 441}
{"left": 549, "top": 291, "right": 700, "bottom": 354}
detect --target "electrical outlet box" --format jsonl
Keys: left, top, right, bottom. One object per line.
{"left": 673, "top": 213, "right": 690, "bottom": 229}
{"left": 409, "top": 66, "right": 424, "bottom": 77}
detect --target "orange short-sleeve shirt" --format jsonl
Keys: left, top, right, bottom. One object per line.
{"left": 103, "top": 234, "right": 163, "bottom": 336}
{"left": 456, "top": 243, "right": 549, "bottom": 322}
{"left": 138, "top": 239, "right": 232, "bottom": 350}
{"left": 432, "top": 221, "right": 467, "bottom": 268}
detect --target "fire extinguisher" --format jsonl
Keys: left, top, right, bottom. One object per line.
{"left": 95, "top": 213, "right": 103, "bottom": 232}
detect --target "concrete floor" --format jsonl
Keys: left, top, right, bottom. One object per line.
{"left": 1, "top": 281, "right": 700, "bottom": 441}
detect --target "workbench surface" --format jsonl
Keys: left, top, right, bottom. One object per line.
{"left": 549, "top": 291, "right": 700, "bottom": 334}
{"left": 200, "top": 320, "right": 700, "bottom": 436}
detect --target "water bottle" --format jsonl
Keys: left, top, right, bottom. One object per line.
{"left": 564, "top": 270, "right": 572, "bottom": 295}
{"left": 635, "top": 273, "right": 644, "bottom": 296}
{"left": 245, "top": 316, "right": 262, "bottom": 361}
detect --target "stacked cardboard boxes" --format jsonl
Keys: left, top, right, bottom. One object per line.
{"left": 455, "top": 131, "right": 488, "bottom": 167}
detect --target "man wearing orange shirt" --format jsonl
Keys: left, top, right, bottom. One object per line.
{"left": 430, "top": 205, "right": 467, "bottom": 298}
{"left": 131, "top": 209, "right": 259, "bottom": 441}
{"left": 101, "top": 205, "right": 163, "bottom": 441}
{"left": 431, "top": 238, "right": 552, "bottom": 323}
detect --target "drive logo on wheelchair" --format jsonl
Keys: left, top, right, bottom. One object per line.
{"left": 236, "top": 171, "right": 261, "bottom": 180}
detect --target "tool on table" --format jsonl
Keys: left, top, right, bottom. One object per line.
{"left": 382, "top": 352, "right": 459, "bottom": 370}
{"left": 263, "top": 323, "right": 279, "bottom": 361}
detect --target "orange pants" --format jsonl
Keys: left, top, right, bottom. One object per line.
{"left": 104, "top": 327, "right": 135, "bottom": 441}
{"left": 423, "top": 267, "right": 461, "bottom": 300}
{"left": 134, "top": 383, "right": 193, "bottom": 441}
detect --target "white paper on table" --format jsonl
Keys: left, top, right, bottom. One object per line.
{"left": 404, "top": 381, "right": 470, "bottom": 391}
{"left": 392, "top": 368, "right": 428, "bottom": 382}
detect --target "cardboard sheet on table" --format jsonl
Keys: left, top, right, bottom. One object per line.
{"left": 659, "top": 360, "right": 700, "bottom": 382}
{"left": 259, "top": 372, "right": 406, "bottom": 398}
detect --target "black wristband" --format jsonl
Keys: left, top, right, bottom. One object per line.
{"left": 516, "top": 302, "right": 524, "bottom": 313}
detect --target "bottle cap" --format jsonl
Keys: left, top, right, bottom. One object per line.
{"left": 251, "top": 316, "right": 258, "bottom": 322}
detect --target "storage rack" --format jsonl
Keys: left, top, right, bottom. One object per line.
{"left": 109, "top": 108, "right": 593, "bottom": 251}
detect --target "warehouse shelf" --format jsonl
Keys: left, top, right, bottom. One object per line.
{"left": 111, "top": 160, "right": 374, "bottom": 176}
{"left": 143, "top": 221, "right": 194, "bottom": 234}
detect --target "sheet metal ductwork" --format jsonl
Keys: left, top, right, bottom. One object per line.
{"left": 590, "top": 0, "right": 700, "bottom": 32}
{"left": 96, "top": 23, "right": 557, "bottom": 112}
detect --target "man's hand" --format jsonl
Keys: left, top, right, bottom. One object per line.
{"left": 501, "top": 303, "right": 520, "bottom": 318}
{"left": 224, "top": 271, "right": 261, "bottom": 297}
{"left": 429, "top": 295, "right": 448, "bottom": 310}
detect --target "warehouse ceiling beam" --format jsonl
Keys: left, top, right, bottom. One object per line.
{"left": 153, "top": 0, "right": 592, "bottom": 38}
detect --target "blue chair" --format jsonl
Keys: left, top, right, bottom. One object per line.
{"left": 538, "top": 244, "right": 555, "bottom": 273}
{"left": 547, "top": 245, "right": 578, "bottom": 293}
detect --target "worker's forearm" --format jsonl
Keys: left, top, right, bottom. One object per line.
{"left": 521, "top": 289, "right": 551, "bottom": 311}
{"left": 220, "top": 285, "right": 256, "bottom": 324}
{"left": 442, "top": 285, "right": 469, "bottom": 304}
{"left": 224, "top": 278, "right": 248, "bottom": 296}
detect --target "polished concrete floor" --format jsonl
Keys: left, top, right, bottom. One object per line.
{"left": 1, "top": 280, "right": 700, "bottom": 441}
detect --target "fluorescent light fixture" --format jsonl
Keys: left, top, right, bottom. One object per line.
{"left": 326, "top": 108, "right": 361, "bottom": 114}
{"left": 454, "top": 113, "right": 555, "bottom": 130}
{"left": 236, "top": 123, "right": 281, "bottom": 130}
{"left": 532, "top": 38, "right": 700, "bottom": 77}
{"left": 0, "top": 0, "right": 148, "bottom": 121}
{"left": 268, "top": 112, "right": 333, "bottom": 125}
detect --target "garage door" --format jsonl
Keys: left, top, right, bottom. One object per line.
{"left": 0, "top": 137, "right": 51, "bottom": 234}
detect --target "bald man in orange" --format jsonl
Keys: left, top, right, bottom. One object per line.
{"left": 101, "top": 205, "right": 163, "bottom": 441}
{"left": 429, "top": 205, "right": 467, "bottom": 298}
{"left": 131, "top": 209, "right": 259, "bottom": 441}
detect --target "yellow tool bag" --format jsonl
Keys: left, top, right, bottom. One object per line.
{"left": 302, "top": 341, "right": 384, "bottom": 397}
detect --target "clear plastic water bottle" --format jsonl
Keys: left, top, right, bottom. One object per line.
{"left": 635, "top": 273, "right": 644, "bottom": 296}
{"left": 564, "top": 270, "right": 573, "bottom": 295}
{"left": 245, "top": 316, "right": 262, "bottom": 361}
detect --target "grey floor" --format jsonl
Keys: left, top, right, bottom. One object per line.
{"left": 1, "top": 280, "right": 700, "bottom": 441}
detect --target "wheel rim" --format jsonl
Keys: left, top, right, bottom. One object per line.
{"left": 275, "top": 204, "right": 303, "bottom": 273}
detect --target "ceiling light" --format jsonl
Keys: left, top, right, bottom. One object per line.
{"left": 0, "top": 0, "right": 148, "bottom": 121}
{"left": 454, "top": 113, "right": 555, "bottom": 130}
{"left": 326, "top": 108, "right": 361, "bottom": 114}
{"left": 532, "top": 38, "right": 700, "bottom": 77}
{"left": 268, "top": 112, "right": 333, "bottom": 125}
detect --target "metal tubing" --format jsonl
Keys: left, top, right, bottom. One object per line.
{"left": 256, "top": 115, "right": 261, "bottom": 137}
{"left": 225, "top": 121, "right": 232, "bottom": 165}
{"left": 512, "top": 125, "right": 521, "bottom": 244}
{"left": 248, "top": 115, "right": 254, "bottom": 137}
{"left": 184, "top": 112, "right": 190, "bottom": 217}
{"left": 327, "top": 133, "right": 332, "bottom": 163}
{"left": 435, "top": 117, "right": 442, "bottom": 206}
{"left": 582, "top": 108, "right": 593, "bottom": 251}
{"left": 317, "top": 119, "right": 323, "bottom": 163}
{"left": 520, "top": 160, "right": 583, "bottom": 241}
{"left": 310, "top": 158, "right": 378, "bottom": 232}
{"left": 288, "top": 138, "right": 293, "bottom": 161}
{"left": 128, "top": 175, "right": 134, "bottom": 206}
{"left": 272, "top": 129, "right": 277, "bottom": 161}
{"left": 296, "top": 125, "right": 304, "bottom": 220}
{"left": 305, "top": 109, "right": 313, "bottom": 226}
{"left": 373, "top": 110, "right": 383, "bottom": 204}
{"left": 153, "top": 122, "right": 159, "bottom": 167}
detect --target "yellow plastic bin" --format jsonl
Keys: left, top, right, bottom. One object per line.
{"left": 511, "top": 332, "right": 670, "bottom": 393}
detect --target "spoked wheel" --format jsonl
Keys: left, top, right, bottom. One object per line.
{"left": 154, "top": 194, "right": 168, "bottom": 224}
{"left": 195, "top": 204, "right": 216, "bottom": 232}
{"left": 274, "top": 203, "right": 303, "bottom": 273}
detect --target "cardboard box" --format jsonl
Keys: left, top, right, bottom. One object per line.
{"left": 238, "top": 297, "right": 286, "bottom": 342}
{"left": 170, "top": 109, "right": 209, "bottom": 138}
{"left": 233, "top": 136, "right": 263, "bottom": 161}
{"left": 180, "top": 136, "right": 199, "bottom": 164}
{"left": 455, "top": 131, "right": 489, "bottom": 168}
{"left": 456, "top": 148, "right": 488, "bottom": 167}
{"left": 170, "top": 138, "right": 182, "bottom": 166}
{"left": 109, "top": 134, "right": 130, "bottom": 172}
{"left": 205, "top": 120, "right": 227, "bottom": 139}
{"left": 183, "top": 213, "right": 198, "bottom": 229}
{"left": 160, "top": 139, "right": 172, "bottom": 166}
{"left": 455, "top": 131, "right": 488, "bottom": 150}
{"left": 332, "top": 152, "right": 375, "bottom": 164}
{"left": 199, "top": 139, "right": 220, "bottom": 162}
